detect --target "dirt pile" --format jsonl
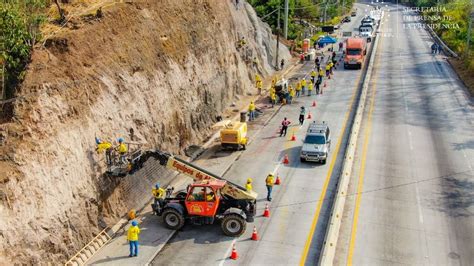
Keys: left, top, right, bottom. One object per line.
{"left": 0, "top": 0, "right": 290, "bottom": 263}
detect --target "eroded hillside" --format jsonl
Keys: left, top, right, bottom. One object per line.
{"left": 0, "top": 0, "right": 290, "bottom": 263}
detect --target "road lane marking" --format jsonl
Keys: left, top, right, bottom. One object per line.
{"left": 346, "top": 67, "right": 378, "bottom": 266}
{"left": 299, "top": 68, "right": 362, "bottom": 266}
{"left": 346, "top": 20, "right": 385, "bottom": 265}
{"left": 414, "top": 185, "right": 424, "bottom": 224}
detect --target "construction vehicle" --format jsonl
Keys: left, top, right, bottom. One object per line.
{"left": 133, "top": 150, "right": 258, "bottom": 237}
{"left": 219, "top": 120, "right": 248, "bottom": 150}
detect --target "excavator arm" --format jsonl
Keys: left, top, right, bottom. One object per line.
{"left": 134, "top": 150, "right": 257, "bottom": 200}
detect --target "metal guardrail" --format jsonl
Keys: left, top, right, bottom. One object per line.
{"left": 65, "top": 228, "right": 111, "bottom": 266}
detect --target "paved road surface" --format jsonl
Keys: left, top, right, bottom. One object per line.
{"left": 151, "top": 7, "right": 371, "bottom": 266}
{"left": 335, "top": 3, "right": 474, "bottom": 266}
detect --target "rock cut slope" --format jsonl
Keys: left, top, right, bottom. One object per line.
{"left": 0, "top": 0, "right": 290, "bottom": 263}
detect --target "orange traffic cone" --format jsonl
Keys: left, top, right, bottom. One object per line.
{"left": 283, "top": 154, "right": 289, "bottom": 164}
{"left": 307, "top": 112, "right": 312, "bottom": 119}
{"left": 230, "top": 244, "right": 238, "bottom": 260}
{"left": 263, "top": 204, "right": 270, "bottom": 217}
{"left": 251, "top": 226, "right": 259, "bottom": 241}
{"left": 275, "top": 174, "right": 281, "bottom": 185}
{"left": 312, "top": 100, "right": 317, "bottom": 107}
{"left": 291, "top": 133, "right": 296, "bottom": 141}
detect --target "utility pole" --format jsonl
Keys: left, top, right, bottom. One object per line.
{"left": 276, "top": 5, "right": 281, "bottom": 70}
{"left": 284, "top": 0, "right": 289, "bottom": 39}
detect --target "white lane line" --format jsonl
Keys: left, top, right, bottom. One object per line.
{"left": 273, "top": 163, "right": 281, "bottom": 175}
{"left": 218, "top": 239, "right": 237, "bottom": 266}
{"left": 414, "top": 185, "right": 424, "bottom": 224}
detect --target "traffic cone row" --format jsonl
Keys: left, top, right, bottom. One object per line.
{"left": 291, "top": 133, "right": 296, "bottom": 141}
{"left": 312, "top": 100, "right": 317, "bottom": 107}
{"left": 283, "top": 154, "right": 289, "bottom": 164}
{"left": 307, "top": 111, "right": 312, "bottom": 119}
{"left": 263, "top": 203, "right": 270, "bottom": 217}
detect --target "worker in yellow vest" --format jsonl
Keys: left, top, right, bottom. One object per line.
{"left": 295, "top": 81, "right": 302, "bottom": 97}
{"left": 265, "top": 173, "right": 275, "bottom": 201}
{"left": 116, "top": 138, "right": 128, "bottom": 164}
{"left": 289, "top": 86, "right": 295, "bottom": 104}
{"left": 127, "top": 221, "right": 140, "bottom": 257}
{"left": 96, "top": 138, "right": 113, "bottom": 165}
{"left": 246, "top": 178, "right": 253, "bottom": 192}
{"left": 270, "top": 92, "right": 277, "bottom": 107}
{"left": 301, "top": 79, "right": 307, "bottom": 95}
{"left": 308, "top": 82, "right": 313, "bottom": 96}
{"left": 248, "top": 101, "right": 256, "bottom": 121}
{"left": 310, "top": 70, "right": 317, "bottom": 84}
{"left": 257, "top": 80, "right": 263, "bottom": 95}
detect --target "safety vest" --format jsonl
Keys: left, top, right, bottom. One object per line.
{"left": 311, "top": 71, "right": 317, "bottom": 77}
{"left": 118, "top": 143, "right": 127, "bottom": 154}
{"left": 296, "top": 83, "right": 302, "bottom": 91}
{"left": 301, "top": 79, "right": 307, "bottom": 86}
{"left": 152, "top": 187, "right": 165, "bottom": 199}
{"left": 308, "top": 83, "right": 313, "bottom": 91}
{"left": 127, "top": 226, "right": 140, "bottom": 241}
{"left": 290, "top": 89, "right": 295, "bottom": 97}
{"left": 96, "top": 142, "right": 112, "bottom": 153}
{"left": 326, "top": 65, "right": 331, "bottom": 71}
{"left": 248, "top": 103, "right": 256, "bottom": 111}
{"left": 246, "top": 183, "right": 253, "bottom": 192}
{"left": 319, "top": 70, "right": 324, "bottom": 76}
{"left": 266, "top": 175, "right": 274, "bottom": 186}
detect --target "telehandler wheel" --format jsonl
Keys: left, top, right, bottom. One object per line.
{"left": 221, "top": 214, "right": 246, "bottom": 237}
{"left": 162, "top": 209, "right": 185, "bottom": 230}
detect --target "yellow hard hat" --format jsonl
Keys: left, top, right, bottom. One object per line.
{"left": 269, "top": 172, "right": 274, "bottom": 176}
{"left": 247, "top": 178, "right": 252, "bottom": 183}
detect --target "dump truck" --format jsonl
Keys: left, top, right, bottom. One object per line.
{"left": 219, "top": 120, "right": 248, "bottom": 150}
{"left": 133, "top": 150, "right": 258, "bottom": 237}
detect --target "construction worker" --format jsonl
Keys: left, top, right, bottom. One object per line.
{"left": 325, "top": 63, "right": 331, "bottom": 77}
{"left": 248, "top": 101, "right": 256, "bottom": 121}
{"left": 329, "top": 61, "right": 334, "bottom": 74}
{"left": 280, "top": 59, "right": 285, "bottom": 70}
{"left": 257, "top": 80, "right": 263, "bottom": 95}
{"left": 280, "top": 117, "right": 291, "bottom": 137}
{"left": 127, "top": 221, "right": 140, "bottom": 257}
{"left": 116, "top": 138, "right": 128, "bottom": 164}
{"left": 299, "top": 106, "right": 306, "bottom": 125}
{"left": 265, "top": 173, "right": 274, "bottom": 201}
{"left": 270, "top": 92, "right": 276, "bottom": 108}
{"left": 315, "top": 57, "right": 320, "bottom": 68}
{"left": 318, "top": 67, "right": 324, "bottom": 82}
{"left": 308, "top": 81, "right": 313, "bottom": 96}
{"left": 315, "top": 77, "right": 321, "bottom": 95}
{"left": 301, "top": 79, "right": 307, "bottom": 96}
{"left": 253, "top": 57, "right": 259, "bottom": 69}
{"left": 152, "top": 183, "right": 166, "bottom": 206}
{"left": 289, "top": 86, "right": 295, "bottom": 104}
{"left": 310, "top": 69, "right": 317, "bottom": 84}
{"left": 206, "top": 191, "right": 215, "bottom": 201}
{"left": 245, "top": 178, "right": 253, "bottom": 192}
{"left": 255, "top": 74, "right": 262, "bottom": 83}
{"left": 295, "top": 81, "right": 302, "bottom": 97}
{"left": 95, "top": 138, "right": 112, "bottom": 165}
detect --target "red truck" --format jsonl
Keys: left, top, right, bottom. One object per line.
{"left": 344, "top": 37, "right": 367, "bottom": 69}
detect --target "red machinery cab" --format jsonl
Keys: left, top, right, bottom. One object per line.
{"left": 185, "top": 180, "right": 225, "bottom": 217}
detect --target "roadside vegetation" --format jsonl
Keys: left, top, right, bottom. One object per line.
{"left": 407, "top": 0, "right": 474, "bottom": 93}
{"left": 0, "top": 1, "right": 50, "bottom": 101}
{"left": 248, "top": 0, "right": 354, "bottom": 49}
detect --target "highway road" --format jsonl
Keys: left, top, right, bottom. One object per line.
{"left": 150, "top": 7, "right": 371, "bottom": 266}
{"left": 335, "top": 3, "right": 474, "bottom": 266}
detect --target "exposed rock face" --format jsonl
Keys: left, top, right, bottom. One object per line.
{"left": 0, "top": 0, "right": 290, "bottom": 264}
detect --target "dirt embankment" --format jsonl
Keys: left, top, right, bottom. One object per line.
{"left": 0, "top": 0, "right": 290, "bottom": 263}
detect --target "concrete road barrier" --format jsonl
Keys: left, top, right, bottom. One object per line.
{"left": 318, "top": 12, "right": 384, "bottom": 266}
